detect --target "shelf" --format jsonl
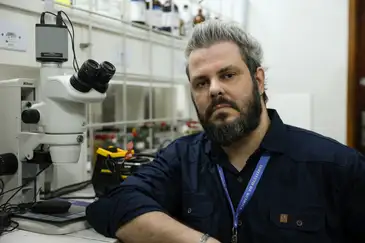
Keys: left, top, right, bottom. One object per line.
{"left": 0, "top": 0, "right": 188, "bottom": 82}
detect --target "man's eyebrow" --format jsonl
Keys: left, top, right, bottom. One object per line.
{"left": 191, "top": 75, "right": 207, "bottom": 83}
{"left": 191, "top": 65, "right": 239, "bottom": 82}
{"left": 217, "top": 65, "right": 238, "bottom": 74}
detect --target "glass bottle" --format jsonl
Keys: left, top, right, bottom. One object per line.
{"left": 193, "top": 8, "right": 205, "bottom": 26}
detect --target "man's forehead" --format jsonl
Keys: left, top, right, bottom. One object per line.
{"left": 187, "top": 42, "right": 242, "bottom": 77}
{"left": 188, "top": 42, "right": 241, "bottom": 66}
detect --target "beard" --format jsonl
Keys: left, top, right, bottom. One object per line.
{"left": 192, "top": 81, "right": 262, "bottom": 147}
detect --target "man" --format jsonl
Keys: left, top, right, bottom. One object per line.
{"left": 86, "top": 20, "right": 365, "bottom": 243}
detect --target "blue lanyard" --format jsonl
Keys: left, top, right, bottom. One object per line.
{"left": 216, "top": 153, "right": 270, "bottom": 243}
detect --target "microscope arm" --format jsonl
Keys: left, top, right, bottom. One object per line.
{"left": 19, "top": 74, "right": 106, "bottom": 164}
{"left": 44, "top": 76, "right": 107, "bottom": 103}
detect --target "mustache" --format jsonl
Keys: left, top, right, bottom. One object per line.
{"left": 205, "top": 97, "right": 240, "bottom": 120}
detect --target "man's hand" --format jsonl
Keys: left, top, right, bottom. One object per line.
{"left": 116, "top": 212, "right": 220, "bottom": 243}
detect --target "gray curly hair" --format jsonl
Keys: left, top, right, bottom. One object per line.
{"left": 184, "top": 20, "right": 268, "bottom": 103}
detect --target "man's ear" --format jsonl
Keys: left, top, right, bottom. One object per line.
{"left": 255, "top": 67, "right": 265, "bottom": 95}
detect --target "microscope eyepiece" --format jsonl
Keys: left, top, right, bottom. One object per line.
{"left": 99, "top": 61, "right": 116, "bottom": 84}
{"left": 70, "top": 59, "right": 115, "bottom": 93}
{"left": 101, "top": 61, "right": 115, "bottom": 73}
{"left": 81, "top": 59, "right": 100, "bottom": 75}
{"left": 92, "top": 61, "right": 116, "bottom": 93}
{"left": 78, "top": 59, "right": 101, "bottom": 85}
{"left": 88, "top": 59, "right": 99, "bottom": 68}
{"left": 70, "top": 59, "right": 101, "bottom": 93}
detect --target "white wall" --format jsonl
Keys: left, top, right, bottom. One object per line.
{"left": 247, "top": 0, "right": 349, "bottom": 144}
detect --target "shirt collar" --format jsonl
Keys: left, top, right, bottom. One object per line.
{"left": 203, "top": 108, "right": 288, "bottom": 156}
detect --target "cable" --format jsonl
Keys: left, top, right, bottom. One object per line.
{"left": 0, "top": 165, "right": 50, "bottom": 210}
{"left": 0, "top": 179, "right": 4, "bottom": 195}
{"left": 0, "top": 185, "right": 26, "bottom": 197}
{"left": 3, "top": 188, "right": 42, "bottom": 216}
{"left": 133, "top": 153, "right": 156, "bottom": 158}
{"left": 58, "top": 10, "right": 79, "bottom": 71}
{"left": 0, "top": 165, "right": 50, "bottom": 235}
{"left": 0, "top": 220, "right": 19, "bottom": 236}
{"left": 0, "top": 164, "right": 50, "bottom": 203}
{"left": 5, "top": 220, "right": 19, "bottom": 232}
{"left": 125, "top": 157, "right": 152, "bottom": 164}
{"left": 41, "top": 180, "right": 91, "bottom": 200}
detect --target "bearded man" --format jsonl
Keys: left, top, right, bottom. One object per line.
{"left": 86, "top": 20, "right": 365, "bottom": 243}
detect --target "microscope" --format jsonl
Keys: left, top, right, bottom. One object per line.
{"left": 0, "top": 10, "right": 116, "bottom": 222}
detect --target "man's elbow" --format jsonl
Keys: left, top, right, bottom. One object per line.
{"left": 114, "top": 212, "right": 170, "bottom": 242}
{"left": 86, "top": 189, "right": 168, "bottom": 238}
{"left": 86, "top": 198, "right": 116, "bottom": 237}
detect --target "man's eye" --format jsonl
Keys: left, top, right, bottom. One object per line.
{"left": 222, "top": 73, "right": 235, "bottom": 79}
{"left": 196, "top": 81, "right": 208, "bottom": 88}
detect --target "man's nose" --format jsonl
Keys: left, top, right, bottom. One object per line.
{"left": 209, "top": 79, "right": 224, "bottom": 98}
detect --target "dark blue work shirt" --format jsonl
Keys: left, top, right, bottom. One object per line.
{"left": 86, "top": 109, "right": 365, "bottom": 243}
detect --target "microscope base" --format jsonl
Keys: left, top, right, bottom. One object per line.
{"left": 14, "top": 217, "right": 90, "bottom": 235}
{"left": 12, "top": 199, "right": 92, "bottom": 235}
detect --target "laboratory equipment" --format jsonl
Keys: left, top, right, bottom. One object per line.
{"left": 91, "top": 145, "right": 154, "bottom": 198}
{"left": 0, "top": 10, "right": 115, "bottom": 234}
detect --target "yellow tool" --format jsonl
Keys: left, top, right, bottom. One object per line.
{"left": 92, "top": 145, "right": 135, "bottom": 197}
{"left": 96, "top": 146, "right": 133, "bottom": 158}
{"left": 95, "top": 146, "right": 134, "bottom": 174}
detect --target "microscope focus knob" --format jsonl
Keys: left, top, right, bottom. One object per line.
{"left": 21, "top": 109, "right": 40, "bottom": 124}
{"left": 0, "top": 153, "right": 18, "bottom": 176}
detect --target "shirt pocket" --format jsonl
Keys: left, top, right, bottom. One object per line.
{"left": 181, "top": 192, "right": 214, "bottom": 233}
{"left": 269, "top": 206, "right": 328, "bottom": 243}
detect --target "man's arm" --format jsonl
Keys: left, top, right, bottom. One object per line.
{"left": 343, "top": 151, "right": 365, "bottom": 241}
{"left": 116, "top": 212, "right": 220, "bottom": 243}
{"left": 86, "top": 142, "right": 219, "bottom": 243}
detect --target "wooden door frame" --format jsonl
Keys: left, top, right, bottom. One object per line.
{"left": 347, "top": 0, "right": 358, "bottom": 147}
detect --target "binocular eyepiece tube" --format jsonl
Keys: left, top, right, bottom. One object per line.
{"left": 70, "top": 59, "right": 116, "bottom": 93}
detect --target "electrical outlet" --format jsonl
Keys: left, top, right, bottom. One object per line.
{"left": 0, "top": 20, "right": 27, "bottom": 52}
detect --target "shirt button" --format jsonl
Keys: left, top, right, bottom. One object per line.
{"left": 296, "top": 220, "right": 303, "bottom": 227}
{"left": 187, "top": 208, "right": 192, "bottom": 214}
{"left": 237, "top": 177, "right": 243, "bottom": 183}
{"left": 238, "top": 220, "right": 242, "bottom": 226}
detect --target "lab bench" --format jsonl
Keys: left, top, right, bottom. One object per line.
{"left": 1, "top": 186, "right": 114, "bottom": 243}
{"left": 1, "top": 228, "right": 115, "bottom": 243}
